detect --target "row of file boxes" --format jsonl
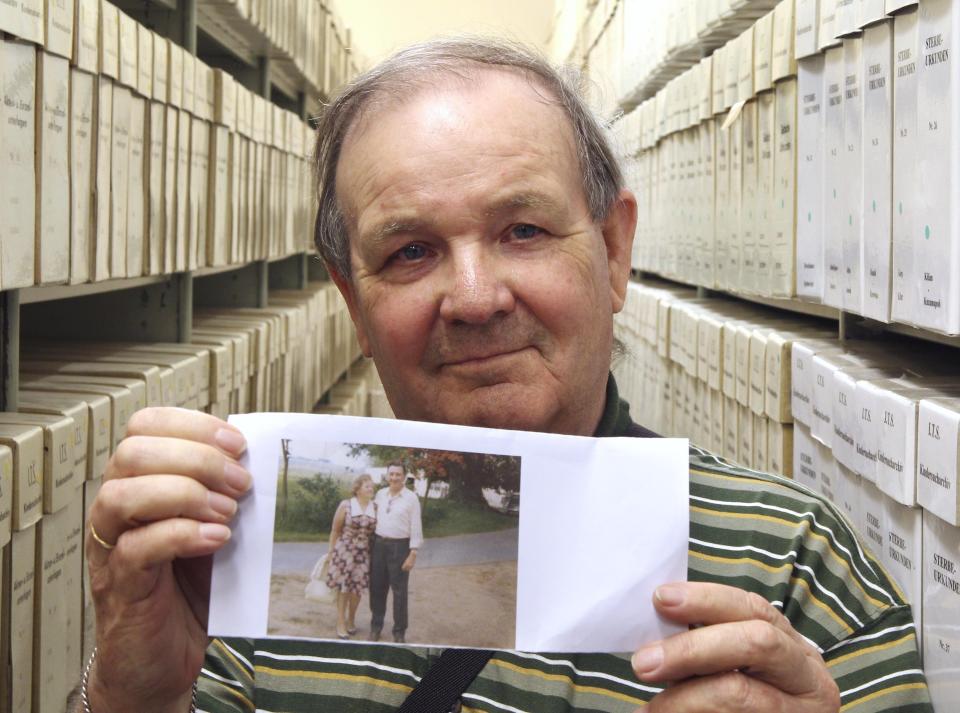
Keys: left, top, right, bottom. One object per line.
{"left": 0, "top": 282, "right": 360, "bottom": 713}
{"left": 616, "top": 280, "right": 960, "bottom": 709}
{"left": 615, "top": 0, "right": 801, "bottom": 297}
{"left": 796, "top": 0, "right": 960, "bottom": 335}
{"left": 614, "top": 281, "right": 835, "bottom": 475}
{"left": 0, "top": 0, "right": 332, "bottom": 291}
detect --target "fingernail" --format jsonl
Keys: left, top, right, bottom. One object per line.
{"left": 208, "top": 491, "right": 238, "bottom": 518}
{"left": 632, "top": 644, "right": 663, "bottom": 675}
{"left": 215, "top": 428, "right": 246, "bottom": 455}
{"left": 224, "top": 462, "right": 253, "bottom": 492}
{"left": 655, "top": 585, "right": 684, "bottom": 606}
{"left": 199, "top": 523, "right": 232, "bottom": 543}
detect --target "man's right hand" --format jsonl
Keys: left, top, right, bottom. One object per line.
{"left": 84, "top": 407, "right": 251, "bottom": 713}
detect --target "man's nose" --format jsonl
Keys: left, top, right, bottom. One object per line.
{"left": 438, "top": 243, "right": 516, "bottom": 324}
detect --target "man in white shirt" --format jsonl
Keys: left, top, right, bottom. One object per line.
{"left": 370, "top": 462, "right": 424, "bottom": 643}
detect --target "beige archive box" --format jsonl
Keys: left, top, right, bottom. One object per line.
{"left": 19, "top": 392, "right": 107, "bottom": 480}
{"left": 20, "top": 378, "right": 132, "bottom": 451}
{"left": 35, "top": 51, "right": 71, "bottom": 286}
{"left": 45, "top": 0, "right": 74, "bottom": 60}
{"left": 208, "top": 124, "right": 231, "bottom": 267}
{"left": 0, "top": 0, "right": 42, "bottom": 43}
{"left": 167, "top": 40, "right": 182, "bottom": 108}
{"left": 16, "top": 395, "right": 95, "bottom": 480}
{"left": 117, "top": 9, "right": 136, "bottom": 89}
{"left": 181, "top": 50, "right": 195, "bottom": 115}
{"left": 69, "top": 68, "right": 95, "bottom": 284}
{"left": 73, "top": 0, "right": 99, "bottom": 74}
{"left": 33, "top": 501, "right": 70, "bottom": 713}
{"left": 81, "top": 476, "right": 100, "bottom": 663}
{"left": 92, "top": 75, "right": 112, "bottom": 281}
{"left": 0, "top": 40, "right": 37, "bottom": 291}
{"left": 147, "top": 99, "right": 165, "bottom": 275}
{"left": 22, "top": 359, "right": 163, "bottom": 408}
{"left": 0, "top": 447, "right": 11, "bottom": 547}
{"left": 0, "top": 425, "right": 43, "bottom": 531}
{"left": 98, "top": 0, "right": 118, "bottom": 79}
{"left": 127, "top": 94, "right": 148, "bottom": 277}
{"left": 175, "top": 108, "right": 190, "bottom": 271}
{"left": 795, "top": 0, "right": 820, "bottom": 59}
{"left": 0, "top": 414, "right": 78, "bottom": 513}
{"left": 110, "top": 84, "right": 131, "bottom": 278}
{"left": 2, "top": 524, "right": 36, "bottom": 713}
{"left": 26, "top": 344, "right": 203, "bottom": 409}
{"left": 137, "top": 22, "right": 152, "bottom": 98}
{"left": 61, "top": 493, "right": 84, "bottom": 686}
{"left": 151, "top": 30, "right": 167, "bottom": 102}
{"left": 754, "top": 11, "right": 774, "bottom": 93}
{"left": 163, "top": 105, "right": 177, "bottom": 273}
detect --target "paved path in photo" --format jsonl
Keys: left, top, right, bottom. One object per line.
{"left": 272, "top": 527, "right": 519, "bottom": 574}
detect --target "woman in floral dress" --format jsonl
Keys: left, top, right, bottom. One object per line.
{"left": 326, "top": 473, "right": 377, "bottom": 638}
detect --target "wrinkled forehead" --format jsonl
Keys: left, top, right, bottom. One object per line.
{"left": 334, "top": 67, "right": 582, "bottom": 223}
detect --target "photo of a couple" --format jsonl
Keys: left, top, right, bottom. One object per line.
{"left": 268, "top": 440, "right": 522, "bottom": 648}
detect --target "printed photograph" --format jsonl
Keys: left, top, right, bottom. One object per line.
{"left": 267, "top": 440, "right": 522, "bottom": 648}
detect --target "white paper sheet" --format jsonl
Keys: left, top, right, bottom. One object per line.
{"left": 209, "top": 413, "right": 690, "bottom": 653}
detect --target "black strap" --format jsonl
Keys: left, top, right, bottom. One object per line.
{"left": 397, "top": 649, "right": 494, "bottom": 713}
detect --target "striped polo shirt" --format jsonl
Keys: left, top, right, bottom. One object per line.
{"left": 198, "top": 378, "right": 932, "bottom": 712}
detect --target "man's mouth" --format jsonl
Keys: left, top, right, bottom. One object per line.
{"left": 441, "top": 346, "right": 531, "bottom": 368}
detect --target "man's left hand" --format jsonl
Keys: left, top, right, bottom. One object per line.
{"left": 632, "top": 582, "right": 841, "bottom": 713}
{"left": 401, "top": 552, "right": 416, "bottom": 572}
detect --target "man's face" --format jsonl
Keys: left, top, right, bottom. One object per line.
{"left": 387, "top": 466, "right": 405, "bottom": 492}
{"left": 333, "top": 69, "right": 635, "bottom": 435}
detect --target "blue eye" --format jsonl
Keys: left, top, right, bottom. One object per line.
{"left": 397, "top": 244, "right": 427, "bottom": 261}
{"left": 511, "top": 224, "right": 542, "bottom": 240}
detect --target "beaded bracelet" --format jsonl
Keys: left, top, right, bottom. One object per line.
{"left": 81, "top": 647, "right": 198, "bottom": 713}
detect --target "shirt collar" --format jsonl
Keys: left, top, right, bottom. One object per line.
{"left": 592, "top": 373, "right": 637, "bottom": 438}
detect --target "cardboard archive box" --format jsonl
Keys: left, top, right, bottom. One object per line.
{"left": 45, "top": 0, "right": 73, "bottom": 59}
{"left": 73, "top": 0, "right": 99, "bottom": 74}
{"left": 842, "top": 38, "right": 864, "bottom": 313}
{"left": 148, "top": 100, "right": 166, "bottom": 275}
{"left": 126, "top": 94, "right": 147, "bottom": 277}
{"left": 0, "top": 414, "right": 79, "bottom": 514}
{"left": 917, "top": 396, "right": 960, "bottom": 525}
{"left": 922, "top": 512, "right": 960, "bottom": 710}
{"left": 1, "top": 524, "right": 36, "bottom": 713}
{"left": 35, "top": 50, "right": 70, "bottom": 285}
{"left": 20, "top": 378, "right": 132, "bottom": 452}
{"left": 822, "top": 46, "right": 846, "bottom": 307}
{"left": 0, "top": 40, "right": 37, "bottom": 290}
{"left": 92, "top": 75, "right": 112, "bottom": 281}
{"left": 17, "top": 395, "right": 97, "bottom": 481}
{"left": 796, "top": 55, "right": 826, "bottom": 299}
{"left": 98, "top": 0, "right": 118, "bottom": 80}
{"left": 69, "top": 69, "right": 95, "bottom": 284}
{"left": 110, "top": 84, "right": 131, "bottom": 278}
{"left": 0, "top": 424, "right": 43, "bottom": 534}
{"left": 891, "top": 9, "right": 920, "bottom": 324}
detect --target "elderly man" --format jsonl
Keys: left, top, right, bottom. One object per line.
{"left": 370, "top": 462, "right": 423, "bottom": 643}
{"left": 79, "top": 38, "right": 930, "bottom": 713}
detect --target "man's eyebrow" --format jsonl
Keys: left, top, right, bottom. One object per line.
{"left": 483, "top": 192, "right": 564, "bottom": 217}
{"left": 365, "top": 218, "right": 425, "bottom": 244}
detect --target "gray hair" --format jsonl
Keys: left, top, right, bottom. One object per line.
{"left": 312, "top": 36, "right": 625, "bottom": 278}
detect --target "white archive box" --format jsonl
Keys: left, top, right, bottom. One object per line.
{"left": 842, "top": 37, "right": 864, "bottom": 313}
{"left": 819, "top": 0, "right": 843, "bottom": 51}
{"left": 922, "top": 512, "right": 960, "bottom": 710}
{"left": 862, "top": 0, "right": 886, "bottom": 27}
{"left": 35, "top": 50, "right": 70, "bottom": 286}
{"left": 915, "top": 0, "right": 960, "bottom": 334}
{"left": 891, "top": 9, "right": 919, "bottom": 324}
{"left": 796, "top": 55, "right": 826, "bottom": 300}
{"left": 756, "top": 90, "right": 776, "bottom": 295}
{"left": 859, "top": 475, "right": 887, "bottom": 558}
{"left": 831, "top": 365, "right": 903, "bottom": 472}
{"left": 738, "top": 26, "right": 755, "bottom": 102}
{"left": 861, "top": 20, "right": 895, "bottom": 322}
{"left": 754, "top": 11, "right": 774, "bottom": 92}
{"left": 137, "top": 22, "right": 153, "bottom": 98}
{"left": 151, "top": 31, "right": 167, "bottom": 103}
{"left": 836, "top": 461, "right": 863, "bottom": 528}
{"left": 0, "top": 39, "right": 37, "bottom": 291}
{"left": 883, "top": 495, "right": 924, "bottom": 637}
{"left": 789, "top": 338, "right": 842, "bottom": 426}
{"left": 772, "top": 77, "right": 797, "bottom": 296}
{"left": 917, "top": 397, "right": 960, "bottom": 525}
{"left": 117, "top": 10, "right": 137, "bottom": 90}
{"left": 99, "top": 0, "right": 118, "bottom": 80}
{"left": 823, "top": 45, "right": 846, "bottom": 308}
{"left": 794, "top": 421, "right": 821, "bottom": 492}
{"left": 795, "top": 0, "right": 821, "bottom": 60}
{"left": 725, "top": 32, "right": 741, "bottom": 111}
{"left": 816, "top": 438, "right": 839, "bottom": 503}
{"left": 836, "top": 0, "right": 863, "bottom": 38}
{"left": 886, "top": 0, "right": 918, "bottom": 13}
{"left": 771, "top": 0, "right": 797, "bottom": 82}
{"left": 741, "top": 100, "right": 759, "bottom": 292}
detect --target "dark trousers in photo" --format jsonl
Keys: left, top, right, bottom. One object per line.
{"left": 370, "top": 536, "right": 410, "bottom": 635}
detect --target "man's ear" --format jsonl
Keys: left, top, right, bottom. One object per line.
{"left": 328, "top": 263, "right": 373, "bottom": 358}
{"left": 601, "top": 188, "right": 637, "bottom": 313}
